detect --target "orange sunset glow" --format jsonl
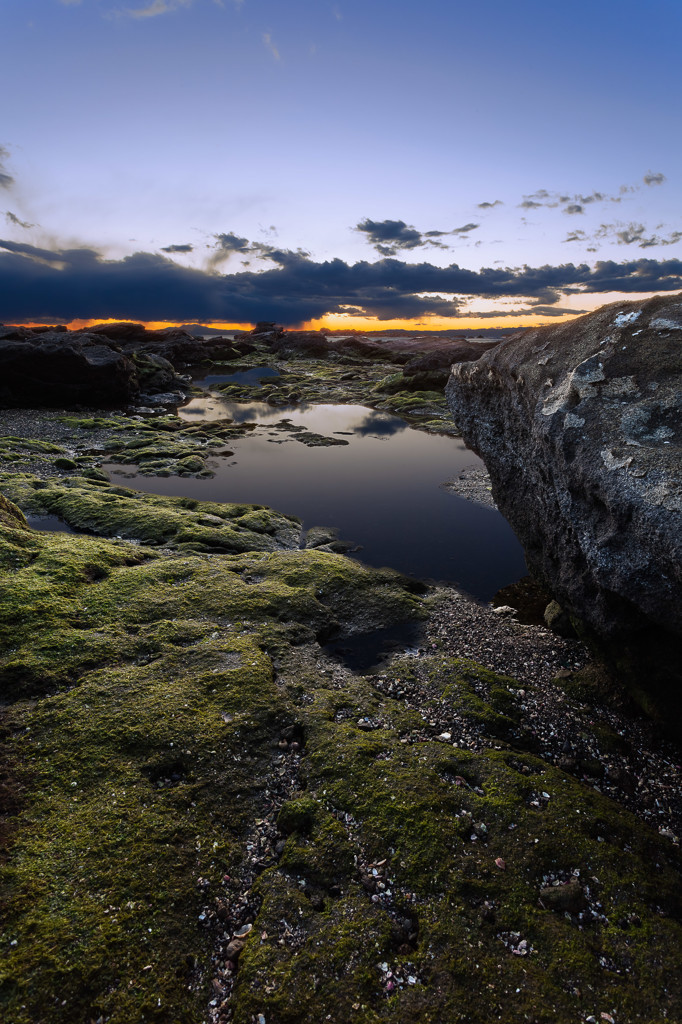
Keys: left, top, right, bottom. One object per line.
{"left": 19, "top": 311, "right": 582, "bottom": 334}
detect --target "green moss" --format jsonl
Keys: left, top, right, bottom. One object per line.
{"left": 0, "top": 435, "right": 66, "bottom": 465}
{"left": 0, "top": 473, "right": 302, "bottom": 552}
{"left": 0, "top": 484, "right": 425, "bottom": 1023}
{"left": 0, "top": 468, "right": 681, "bottom": 1022}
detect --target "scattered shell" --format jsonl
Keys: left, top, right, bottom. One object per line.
{"left": 234, "top": 922, "right": 253, "bottom": 938}
{"left": 495, "top": 857, "right": 506, "bottom": 870}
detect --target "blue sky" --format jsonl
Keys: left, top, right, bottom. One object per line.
{"left": 1, "top": 0, "right": 681, "bottom": 327}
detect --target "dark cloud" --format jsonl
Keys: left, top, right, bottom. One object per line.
{"left": 355, "top": 218, "right": 478, "bottom": 256}
{"left": 160, "top": 243, "right": 193, "bottom": 253}
{"left": 2, "top": 238, "right": 682, "bottom": 325}
{"left": 615, "top": 223, "right": 647, "bottom": 245}
{"left": 593, "top": 222, "right": 682, "bottom": 249}
{"left": 477, "top": 200, "right": 503, "bottom": 209}
{"left": 528, "top": 304, "right": 589, "bottom": 316}
{"left": 213, "top": 231, "right": 252, "bottom": 254}
{"left": 355, "top": 218, "right": 423, "bottom": 255}
{"left": 0, "top": 146, "right": 14, "bottom": 191}
{"left": 5, "top": 211, "right": 34, "bottom": 229}
{"left": 208, "top": 231, "right": 264, "bottom": 269}
{"left": 0, "top": 238, "right": 65, "bottom": 263}
{"left": 564, "top": 219, "right": 682, "bottom": 250}
{"left": 520, "top": 180, "right": 655, "bottom": 213}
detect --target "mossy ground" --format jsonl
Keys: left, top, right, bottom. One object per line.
{"left": 0, "top": 354, "right": 680, "bottom": 1023}
{"left": 0, "top": 486, "right": 422, "bottom": 1024}
{"left": 226, "top": 646, "right": 682, "bottom": 1024}
{"left": 0, "top": 479, "right": 680, "bottom": 1023}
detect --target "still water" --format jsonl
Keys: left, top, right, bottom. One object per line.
{"left": 109, "top": 394, "right": 526, "bottom": 601}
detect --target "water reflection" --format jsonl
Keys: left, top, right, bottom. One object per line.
{"left": 111, "top": 400, "right": 526, "bottom": 600}
{"left": 26, "top": 514, "right": 76, "bottom": 534}
{"left": 352, "top": 411, "right": 407, "bottom": 437}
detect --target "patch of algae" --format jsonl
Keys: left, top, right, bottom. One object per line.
{"left": 0, "top": 486, "right": 422, "bottom": 1024}
{"left": 0, "top": 483, "right": 680, "bottom": 1024}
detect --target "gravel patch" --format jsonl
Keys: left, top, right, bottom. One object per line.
{"left": 441, "top": 465, "right": 497, "bottom": 508}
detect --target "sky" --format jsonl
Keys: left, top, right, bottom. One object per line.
{"left": 1, "top": 0, "right": 681, "bottom": 330}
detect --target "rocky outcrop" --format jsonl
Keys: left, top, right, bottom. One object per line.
{"left": 0, "top": 333, "right": 140, "bottom": 407}
{"left": 0, "top": 322, "right": 250, "bottom": 408}
{"left": 446, "top": 294, "right": 682, "bottom": 711}
{"left": 88, "top": 322, "right": 244, "bottom": 365}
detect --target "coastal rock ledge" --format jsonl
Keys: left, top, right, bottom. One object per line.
{"left": 446, "top": 294, "right": 682, "bottom": 712}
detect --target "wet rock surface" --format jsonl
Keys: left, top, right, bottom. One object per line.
{"left": 446, "top": 294, "right": 682, "bottom": 722}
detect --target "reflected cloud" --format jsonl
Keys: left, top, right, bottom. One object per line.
{"left": 352, "top": 411, "right": 408, "bottom": 437}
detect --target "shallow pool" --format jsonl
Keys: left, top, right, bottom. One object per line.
{"left": 109, "top": 399, "right": 526, "bottom": 600}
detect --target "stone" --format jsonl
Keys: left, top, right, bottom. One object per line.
{"left": 0, "top": 333, "right": 139, "bottom": 407}
{"left": 271, "top": 331, "right": 330, "bottom": 359}
{"left": 446, "top": 293, "right": 682, "bottom": 723}
{"left": 543, "top": 600, "right": 577, "bottom": 638}
{"left": 223, "top": 938, "right": 245, "bottom": 960}
{"left": 539, "top": 880, "right": 586, "bottom": 914}
{"left": 90, "top": 322, "right": 240, "bottom": 366}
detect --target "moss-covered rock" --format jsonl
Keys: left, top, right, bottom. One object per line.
{"left": 0, "top": 474, "right": 302, "bottom": 553}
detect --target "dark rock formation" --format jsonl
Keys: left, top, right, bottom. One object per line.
{"left": 446, "top": 294, "right": 682, "bottom": 717}
{"left": 0, "top": 321, "right": 251, "bottom": 408}
{"left": 271, "top": 330, "right": 330, "bottom": 359}
{"left": 0, "top": 333, "right": 139, "bottom": 407}
{"left": 404, "top": 340, "right": 498, "bottom": 375}
{"left": 330, "top": 336, "right": 396, "bottom": 362}
{"left": 88, "top": 322, "right": 242, "bottom": 365}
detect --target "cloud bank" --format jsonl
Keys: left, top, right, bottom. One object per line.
{"left": 2, "top": 237, "right": 682, "bottom": 324}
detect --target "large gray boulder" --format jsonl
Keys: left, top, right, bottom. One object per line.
{"left": 446, "top": 294, "right": 682, "bottom": 705}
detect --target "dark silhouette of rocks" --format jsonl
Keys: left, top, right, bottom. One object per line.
{"left": 0, "top": 322, "right": 254, "bottom": 408}
{"left": 446, "top": 293, "right": 682, "bottom": 725}
{"left": 272, "top": 330, "right": 331, "bottom": 358}
{"left": 0, "top": 332, "right": 139, "bottom": 407}
{"left": 88, "top": 322, "right": 244, "bottom": 365}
